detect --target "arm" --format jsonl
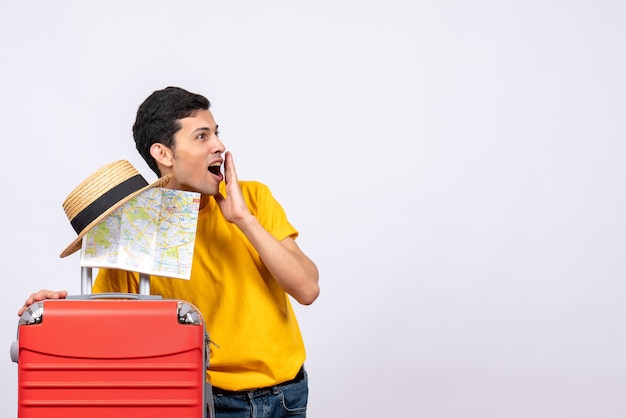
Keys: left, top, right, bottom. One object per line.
{"left": 214, "top": 151, "right": 320, "bottom": 305}
{"left": 237, "top": 217, "right": 319, "bottom": 305}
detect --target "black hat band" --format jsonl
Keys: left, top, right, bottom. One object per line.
{"left": 70, "top": 174, "right": 149, "bottom": 234}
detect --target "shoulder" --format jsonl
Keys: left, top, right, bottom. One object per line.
{"left": 237, "top": 180, "right": 274, "bottom": 200}
{"left": 216, "top": 180, "right": 282, "bottom": 212}
{"left": 219, "top": 180, "right": 270, "bottom": 195}
{"left": 238, "top": 180, "right": 270, "bottom": 192}
{"left": 237, "top": 181, "right": 288, "bottom": 217}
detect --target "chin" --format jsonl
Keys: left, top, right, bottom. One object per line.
{"left": 200, "top": 184, "right": 221, "bottom": 196}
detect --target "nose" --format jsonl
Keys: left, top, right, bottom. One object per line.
{"left": 212, "top": 134, "right": 225, "bottom": 154}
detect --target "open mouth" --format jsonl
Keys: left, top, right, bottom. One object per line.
{"left": 208, "top": 162, "right": 222, "bottom": 176}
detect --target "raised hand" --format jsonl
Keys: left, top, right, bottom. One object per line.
{"left": 213, "top": 151, "right": 253, "bottom": 225}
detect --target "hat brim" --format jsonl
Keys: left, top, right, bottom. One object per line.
{"left": 59, "top": 174, "right": 172, "bottom": 258}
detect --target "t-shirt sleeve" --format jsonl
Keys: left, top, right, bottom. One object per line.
{"left": 244, "top": 181, "right": 299, "bottom": 242}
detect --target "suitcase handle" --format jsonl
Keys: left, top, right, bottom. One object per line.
{"left": 66, "top": 293, "right": 163, "bottom": 301}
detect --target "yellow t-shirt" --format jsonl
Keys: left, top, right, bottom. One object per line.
{"left": 93, "top": 181, "right": 306, "bottom": 391}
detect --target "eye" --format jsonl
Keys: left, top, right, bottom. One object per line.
{"left": 195, "top": 129, "right": 218, "bottom": 140}
{"left": 215, "top": 130, "right": 220, "bottom": 137}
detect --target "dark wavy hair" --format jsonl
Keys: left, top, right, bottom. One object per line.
{"left": 133, "top": 86, "right": 211, "bottom": 176}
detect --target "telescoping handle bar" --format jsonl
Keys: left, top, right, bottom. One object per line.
{"left": 80, "top": 266, "right": 151, "bottom": 295}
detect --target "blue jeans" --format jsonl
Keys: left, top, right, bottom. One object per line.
{"left": 211, "top": 369, "right": 308, "bottom": 418}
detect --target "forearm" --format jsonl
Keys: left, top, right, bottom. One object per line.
{"left": 236, "top": 214, "right": 319, "bottom": 305}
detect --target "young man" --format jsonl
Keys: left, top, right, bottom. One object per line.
{"left": 19, "top": 86, "right": 320, "bottom": 417}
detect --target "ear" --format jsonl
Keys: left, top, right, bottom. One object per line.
{"left": 150, "top": 143, "right": 173, "bottom": 168}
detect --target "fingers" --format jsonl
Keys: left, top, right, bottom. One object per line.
{"left": 17, "top": 289, "right": 68, "bottom": 316}
{"left": 224, "top": 151, "right": 239, "bottom": 184}
{"left": 215, "top": 151, "right": 252, "bottom": 224}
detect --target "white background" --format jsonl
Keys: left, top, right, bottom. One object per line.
{"left": 2, "top": 1, "right": 625, "bottom": 417}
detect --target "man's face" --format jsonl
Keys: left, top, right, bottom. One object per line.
{"left": 166, "top": 109, "right": 225, "bottom": 196}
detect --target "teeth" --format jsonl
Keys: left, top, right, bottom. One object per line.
{"left": 208, "top": 162, "right": 222, "bottom": 176}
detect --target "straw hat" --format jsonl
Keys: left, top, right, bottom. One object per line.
{"left": 60, "top": 160, "right": 171, "bottom": 258}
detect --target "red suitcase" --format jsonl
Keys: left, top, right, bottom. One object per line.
{"left": 11, "top": 268, "right": 212, "bottom": 418}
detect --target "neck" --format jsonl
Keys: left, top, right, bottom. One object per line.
{"left": 199, "top": 194, "right": 212, "bottom": 210}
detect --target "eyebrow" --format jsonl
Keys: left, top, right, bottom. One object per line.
{"left": 191, "top": 125, "right": 219, "bottom": 134}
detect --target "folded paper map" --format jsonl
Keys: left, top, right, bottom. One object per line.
{"left": 80, "top": 187, "right": 201, "bottom": 280}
